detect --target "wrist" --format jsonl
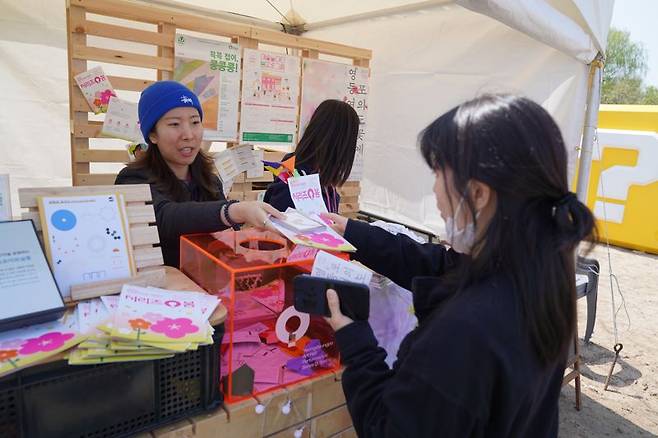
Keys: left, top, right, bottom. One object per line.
{"left": 224, "top": 200, "right": 242, "bottom": 230}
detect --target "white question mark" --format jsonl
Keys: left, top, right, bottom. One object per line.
{"left": 594, "top": 129, "right": 658, "bottom": 223}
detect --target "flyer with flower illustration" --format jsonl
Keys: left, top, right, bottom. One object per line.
{"left": 0, "top": 312, "right": 83, "bottom": 377}
{"left": 111, "top": 285, "right": 210, "bottom": 344}
{"left": 270, "top": 209, "right": 356, "bottom": 252}
{"left": 74, "top": 66, "right": 117, "bottom": 114}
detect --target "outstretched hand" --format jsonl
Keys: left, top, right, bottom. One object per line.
{"left": 229, "top": 201, "right": 284, "bottom": 232}
{"left": 320, "top": 213, "right": 349, "bottom": 236}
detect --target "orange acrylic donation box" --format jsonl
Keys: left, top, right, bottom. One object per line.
{"left": 180, "top": 229, "right": 339, "bottom": 403}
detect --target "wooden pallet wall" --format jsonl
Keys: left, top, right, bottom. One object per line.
{"left": 66, "top": 0, "right": 371, "bottom": 217}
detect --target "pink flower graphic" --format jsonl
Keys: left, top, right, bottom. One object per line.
{"left": 19, "top": 332, "right": 75, "bottom": 355}
{"left": 150, "top": 318, "right": 199, "bottom": 339}
{"left": 98, "top": 89, "right": 116, "bottom": 104}
{"left": 308, "top": 232, "right": 344, "bottom": 248}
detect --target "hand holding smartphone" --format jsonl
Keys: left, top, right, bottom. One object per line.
{"left": 293, "top": 274, "right": 370, "bottom": 321}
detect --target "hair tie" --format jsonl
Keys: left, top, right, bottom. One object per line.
{"left": 552, "top": 192, "right": 577, "bottom": 217}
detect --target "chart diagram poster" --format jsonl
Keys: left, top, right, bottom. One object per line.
{"left": 174, "top": 34, "right": 241, "bottom": 141}
{"left": 300, "top": 59, "right": 369, "bottom": 180}
{"left": 38, "top": 194, "right": 135, "bottom": 298}
{"left": 239, "top": 49, "right": 301, "bottom": 152}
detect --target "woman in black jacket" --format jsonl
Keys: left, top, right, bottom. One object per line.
{"left": 116, "top": 81, "right": 281, "bottom": 267}
{"left": 322, "top": 94, "right": 596, "bottom": 437}
{"left": 264, "top": 99, "right": 359, "bottom": 213}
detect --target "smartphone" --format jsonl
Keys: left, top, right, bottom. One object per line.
{"left": 293, "top": 274, "right": 370, "bottom": 321}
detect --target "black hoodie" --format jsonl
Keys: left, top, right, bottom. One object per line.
{"left": 335, "top": 219, "right": 565, "bottom": 437}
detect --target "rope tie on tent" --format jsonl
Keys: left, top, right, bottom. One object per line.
{"left": 590, "top": 127, "right": 632, "bottom": 391}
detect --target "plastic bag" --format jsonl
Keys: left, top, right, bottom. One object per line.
{"left": 366, "top": 220, "right": 423, "bottom": 366}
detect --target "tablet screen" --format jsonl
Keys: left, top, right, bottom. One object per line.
{"left": 0, "top": 220, "right": 65, "bottom": 320}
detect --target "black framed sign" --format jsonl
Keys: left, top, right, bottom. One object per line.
{"left": 0, "top": 220, "right": 66, "bottom": 332}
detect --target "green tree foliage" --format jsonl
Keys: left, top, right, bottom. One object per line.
{"left": 642, "top": 86, "right": 658, "bottom": 105}
{"left": 602, "top": 28, "right": 656, "bottom": 105}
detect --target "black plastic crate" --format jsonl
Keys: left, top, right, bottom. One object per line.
{"left": 0, "top": 324, "right": 224, "bottom": 438}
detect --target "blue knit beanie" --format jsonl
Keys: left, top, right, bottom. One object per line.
{"left": 138, "top": 81, "right": 203, "bottom": 142}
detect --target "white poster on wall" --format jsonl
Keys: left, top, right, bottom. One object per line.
{"left": 239, "top": 49, "right": 301, "bottom": 152}
{"left": 300, "top": 59, "right": 369, "bottom": 181}
{"left": 174, "top": 34, "right": 241, "bottom": 141}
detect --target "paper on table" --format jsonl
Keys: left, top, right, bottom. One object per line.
{"left": 243, "top": 345, "right": 292, "bottom": 384}
{"left": 224, "top": 322, "right": 268, "bottom": 344}
{"left": 248, "top": 280, "right": 286, "bottom": 313}
{"left": 286, "top": 245, "right": 319, "bottom": 262}
{"left": 311, "top": 251, "right": 372, "bottom": 285}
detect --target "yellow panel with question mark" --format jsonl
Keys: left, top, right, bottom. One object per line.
{"left": 586, "top": 105, "right": 658, "bottom": 254}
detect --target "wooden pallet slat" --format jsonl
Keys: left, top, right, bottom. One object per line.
{"left": 134, "top": 245, "right": 165, "bottom": 269}
{"left": 19, "top": 184, "right": 152, "bottom": 207}
{"left": 74, "top": 148, "right": 129, "bottom": 163}
{"left": 72, "top": 44, "right": 173, "bottom": 71}
{"left": 77, "top": 173, "right": 120, "bottom": 186}
{"left": 107, "top": 75, "right": 155, "bottom": 91}
{"left": 80, "top": 19, "right": 175, "bottom": 47}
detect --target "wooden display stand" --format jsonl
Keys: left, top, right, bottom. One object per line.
{"left": 19, "top": 183, "right": 166, "bottom": 301}
{"left": 66, "top": 0, "right": 371, "bottom": 218}
{"left": 146, "top": 368, "right": 355, "bottom": 438}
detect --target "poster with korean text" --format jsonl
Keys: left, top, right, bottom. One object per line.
{"left": 300, "top": 59, "right": 369, "bottom": 180}
{"left": 239, "top": 49, "right": 301, "bottom": 151}
{"left": 174, "top": 34, "right": 241, "bottom": 141}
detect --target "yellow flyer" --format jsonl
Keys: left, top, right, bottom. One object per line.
{"left": 111, "top": 285, "right": 208, "bottom": 344}
{"left": 0, "top": 312, "right": 83, "bottom": 377}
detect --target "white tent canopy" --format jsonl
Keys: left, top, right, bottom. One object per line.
{"left": 0, "top": 0, "right": 614, "bottom": 233}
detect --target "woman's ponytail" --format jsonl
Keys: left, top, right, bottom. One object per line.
{"left": 552, "top": 192, "right": 597, "bottom": 251}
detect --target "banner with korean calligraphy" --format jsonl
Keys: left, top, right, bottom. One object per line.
{"left": 300, "top": 59, "right": 369, "bottom": 181}
{"left": 174, "top": 34, "right": 240, "bottom": 141}
{"left": 239, "top": 49, "right": 301, "bottom": 152}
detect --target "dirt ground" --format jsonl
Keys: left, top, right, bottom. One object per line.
{"left": 559, "top": 244, "right": 658, "bottom": 437}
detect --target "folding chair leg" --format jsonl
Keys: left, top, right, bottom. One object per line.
{"left": 574, "top": 333, "right": 582, "bottom": 410}
{"left": 584, "top": 278, "right": 598, "bottom": 344}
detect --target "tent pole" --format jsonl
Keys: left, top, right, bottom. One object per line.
{"left": 575, "top": 55, "right": 604, "bottom": 203}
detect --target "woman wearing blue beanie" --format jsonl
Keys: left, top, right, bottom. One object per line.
{"left": 116, "top": 81, "right": 282, "bottom": 267}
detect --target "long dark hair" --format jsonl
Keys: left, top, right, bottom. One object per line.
{"left": 129, "top": 143, "right": 221, "bottom": 202}
{"left": 295, "top": 99, "right": 359, "bottom": 187}
{"left": 420, "top": 94, "right": 596, "bottom": 364}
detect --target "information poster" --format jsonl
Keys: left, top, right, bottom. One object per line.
{"left": 101, "top": 97, "right": 144, "bottom": 143}
{"left": 174, "top": 34, "right": 241, "bottom": 141}
{"left": 239, "top": 49, "right": 301, "bottom": 151}
{"left": 38, "top": 194, "right": 135, "bottom": 298}
{"left": 300, "top": 59, "right": 369, "bottom": 180}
